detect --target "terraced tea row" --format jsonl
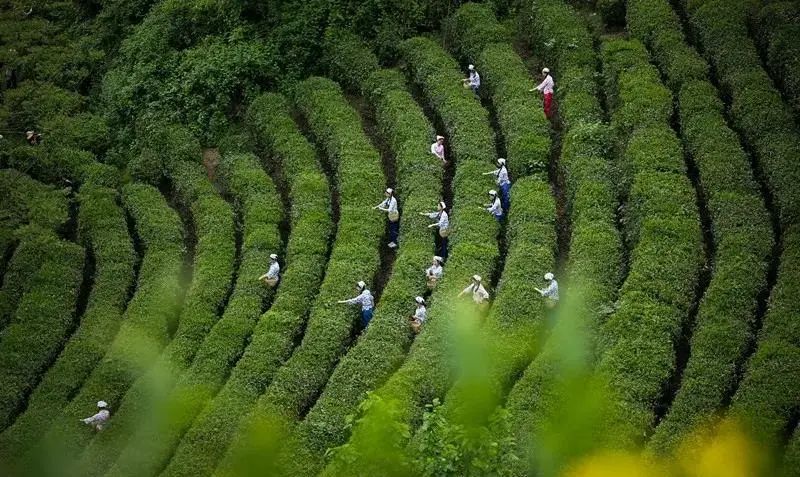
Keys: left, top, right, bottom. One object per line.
{"left": 505, "top": 1, "right": 623, "bottom": 473}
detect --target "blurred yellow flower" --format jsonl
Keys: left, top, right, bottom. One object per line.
{"left": 563, "top": 451, "right": 668, "bottom": 477}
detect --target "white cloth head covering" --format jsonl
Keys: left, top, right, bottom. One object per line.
{"left": 433, "top": 256, "right": 443, "bottom": 263}
{"left": 269, "top": 254, "right": 278, "bottom": 260}
{"left": 436, "top": 135, "right": 444, "bottom": 141}
{"left": 497, "top": 158, "right": 506, "bottom": 165}
{"left": 472, "top": 275, "right": 482, "bottom": 282}
{"left": 544, "top": 272, "right": 554, "bottom": 281}
{"left": 439, "top": 201, "right": 446, "bottom": 210}
{"left": 542, "top": 67, "right": 550, "bottom": 74}
{"left": 415, "top": 296, "right": 425, "bottom": 304}
{"left": 468, "top": 64, "right": 475, "bottom": 70}
{"left": 386, "top": 188, "right": 393, "bottom": 195}
{"left": 357, "top": 280, "right": 366, "bottom": 290}
{"left": 97, "top": 401, "right": 108, "bottom": 408}
{"left": 489, "top": 189, "right": 497, "bottom": 196}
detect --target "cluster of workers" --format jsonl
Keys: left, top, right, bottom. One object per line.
{"left": 80, "top": 64, "right": 558, "bottom": 434}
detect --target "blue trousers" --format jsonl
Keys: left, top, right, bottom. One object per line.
{"left": 389, "top": 220, "right": 399, "bottom": 244}
{"left": 500, "top": 183, "right": 511, "bottom": 211}
{"left": 494, "top": 213, "right": 503, "bottom": 223}
{"left": 438, "top": 236, "right": 449, "bottom": 260}
{"left": 361, "top": 308, "right": 374, "bottom": 327}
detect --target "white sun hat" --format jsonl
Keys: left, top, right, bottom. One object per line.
{"left": 472, "top": 275, "right": 482, "bottom": 282}
{"left": 542, "top": 67, "right": 550, "bottom": 74}
{"left": 433, "top": 255, "right": 443, "bottom": 263}
{"left": 415, "top": 296, "right": 425, "bottom": 304}
{"left": 436, "top": 135, "right": 444, "bottom": 141}
{"left": 386, "top": 187, "right": 393, "bottom": 194}
{"left": 468, "top": 64, "right": 475, "bottom": 70}
{"left": 544, "top": 272, "right": 554, "bottom": 280}
{"left": 97, "top": 401, "right": 108, "bottom": 408}
{"left": 357, "top": 280, "right": 366, "bottom": 290}
{"left": 497, "top": 158, "right": 506, "bottom": 165}
{"left": 270, "top": 253, "right": 278, "bottom": 260}
{"left": 439, "top": 201, "right": 446, "bottom": 209}
{"left": 489, "top": 189, "right": 497, "bottom": 196}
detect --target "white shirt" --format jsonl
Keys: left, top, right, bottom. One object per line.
{"left": 413, "top": 305, "right": 427, "bottom": 323}
{"left": 426, "top": 210, "right": 449, "bottom": 231}
{"left": 426, "top": 263, "right": 443, "bottom": 279}
{"left": 462, "top": 283, "right": 489, "bottom": 304}
{"left": 536, "top": 75, "right": 554, "bottom": 94}
{"left": 430, "top": 142, "right": 445, "bottom": 161}
{"left": 377, "top": 196, "right": 398, "bottom": 214}
{"left": 469, "top": 71, "right": 481, "bottom": 88}
{"left": 265, "top": 261, "right": 280, "bottom": 280}
{"left": 487, "top": 197, "right": 502, "bottom": 216}
{"left": 490, "top": 166, "right": 510, "bottom": 186}
{"left": 344, "top": 289, "right": 374, "bottom": 310}
{"left": 83, "top": 409, "right": 110, "bottom": 425}
{"left": 541, "top": 280, "right": 559, "bottom": 301}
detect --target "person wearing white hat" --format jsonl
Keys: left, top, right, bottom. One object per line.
{"left": 338, "top": 281, "right": 375, "bottom": 327}
{"left": 483, "top": 158, "right": 511, "bottom": 211}
{"left": 26, "top": 130, "right": 41, "bottom": 146}
{"left": 81, "top": 400, "right": 110, "bottom": 431}
{"left": 458, "top": 275, "right": 489, "bottom": 305}
{"left": 420, "top": 201, "right": 450, "bottom": 259}
{"left": 425, "top": 255, "right": 444, "bottom": 289}
{"left": 258, "top": 254, "right": 280, "bottom": 287}
{"left": 430, "top": 135, "right": 447, "bottom": 164}
{"left": 409, "top": 296, "right": 427, "bottom": 333}
{"left": 463, "top": 64, "right": 481, "bottom": 94}
{"left": 530, "top": 67, "right": 555, "bottom": 119}
{"left": 484, "top": 190, "right": 503, "bottom": 221}
{"left": 374, "top": 187, "right": 400, "bottom": 249}
{"left": 535, "top": 272, "right": 559, "bottom": 308}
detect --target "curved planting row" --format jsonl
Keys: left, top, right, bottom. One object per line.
{"left": 104, "top": 151, "right": 283, "bottom": 477}
{"left": 213, "top": 77, "right": 386, "bottom": 475}
{"left": 503, "top": 0, "right": 622, "bottom": 473}
{"left": 0, "top": 169, "right": 70, "bottom": 233}
{"left": 160, "top": 93, "right": 335, "bottom": 477}
{"left": 680, "top": 0, "right": 800, "bottom": 452}
{"left": 680, "top": 0, "right": 800, "bottom": 225}
{"left": 727, "top": 226, "right": 800, "bottom": 449}
{"left": 783, "top": 425, "right": 800, "bottom": 477}
{"left": 594, "top": 38, "right": 702, "bottom": 449}
{"left": 430, "top": 0, "right": 555, "bottom": 433}
{"left": 323, "top": 36, "right": 500, "bottom": 475}
{"left": 0, "top": 184, "right": 135, "bottom": 461}
{"left": 625, "top": 0, "right": 774, "bottom": 454}
{"left": 275, "top": 31, "right": 441, "bottom": 475}
{"left": 0, "top": 170, "right": 70, "bottom": 329}
{"left": 752, "top": 1, "right": 800, "bottom": 117}
{"left": 21, "top": 183, "right": 183, "bottom": 472}
{"left": 76, "top": 160, "right": 236, "bottom": 477}
{"left": 6, "top": 146, "right": 120, "bottom": 190}
{"left": 0, "top": 231, "right": 84, "bottom": 430}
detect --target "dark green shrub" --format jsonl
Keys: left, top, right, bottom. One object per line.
{"left": 0, "top": 185, "right": 135, "bottom": 462}
{"left": 211, "top": 77, "right": 386, "bottom": 474}
{"left": 0, "top": 230, "right": 84, "bottom": 430}
{"left": 104, "top": 151, "right": 283, "bottom": 477}
{"left": 77, "top": 161, "right": 236, "bottom": 477}
{"left": 160, "top": 92, "right": 333, "bottom": 477}
{"left": 24, "top": 183, "right": 184, "bottom": 467}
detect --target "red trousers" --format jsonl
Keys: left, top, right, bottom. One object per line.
{"left": 543, "top": 92, "right": 553, "bottom": 119}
